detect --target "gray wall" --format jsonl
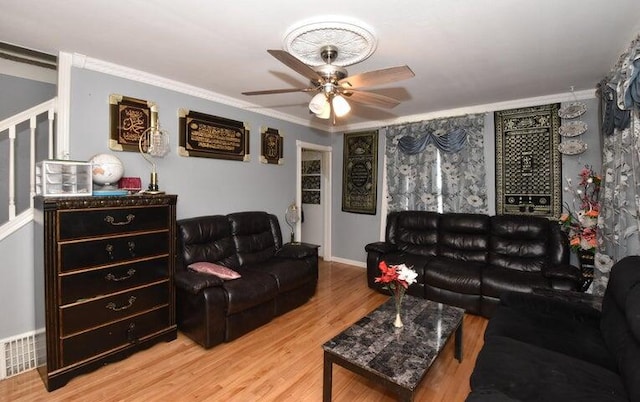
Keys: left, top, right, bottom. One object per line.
{"left": 0, "top": 64, "right": 602, "bottom": 339}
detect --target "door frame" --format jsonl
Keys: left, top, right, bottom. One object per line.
{"left": 296, "top": 140, "right": 332, "bottom": 261}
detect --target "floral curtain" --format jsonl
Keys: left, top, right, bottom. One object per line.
{"left": 595, "top": 35, "right": 640, "bottom": 294}
{"left": 385, "top": 114, "right": 487, "bottom": 213}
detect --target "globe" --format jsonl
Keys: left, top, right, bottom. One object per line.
{"left": 89, "top": 153, "right": 124, "bottom": 188}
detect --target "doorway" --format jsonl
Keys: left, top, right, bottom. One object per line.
{"left": 296, "top": 140, "right": 331, "bottom": 260}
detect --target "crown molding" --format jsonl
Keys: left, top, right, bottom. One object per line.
{"left": 69, "top": 53, "right": 597, "bottom": 135}
{"left": 339, "top": 88, "right": 597, "bottom": 133}
{"left": 70, "top": 53, "right": 332, "bottom": 132}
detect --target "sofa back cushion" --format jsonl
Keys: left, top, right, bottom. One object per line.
{"left": 600, "top": 256, "right": 640, "bottom": 402}
{"left": 389, "top": 211, "right": 439, "bottom": 257}
{"left": 228, "top": 211, "right": 281, "bottom": 266}
{"left": 438, "top": 213, "right": 490, "bottom": 263}
{"left": 488, "top": 215, "right": 551, "bottom": 272}
{"left": 177, "top": 215, "right": 238, "bottom": 269}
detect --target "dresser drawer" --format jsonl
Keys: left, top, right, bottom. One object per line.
{"left": 58, "top": 205, "right": 169, "bottom": 240}
{"left": 61, "top": 282, "right": 170, "bottom": 336}
{"left": 62, "top": 307, "right": 171, "bottom": 366}
{"left": 61, "top": 257, "right": 170, "bottom": 304}
{"left": 60, "top": 231, "right": 168, "bottom": 272}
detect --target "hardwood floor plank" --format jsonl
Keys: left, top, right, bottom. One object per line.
{"left": 0, "top": 261, "right": 487, "bottom": 401}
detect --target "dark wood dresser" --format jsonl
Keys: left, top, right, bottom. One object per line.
{"left": 33, "top": 194, "right": 177, "bottom": 391}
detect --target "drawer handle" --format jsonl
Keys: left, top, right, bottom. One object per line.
{"left": 128, "top": 241, "right": 136, "bottom": 257}
{"left": 106, "top": 296, "right": 136, "bottom": 312}
{"left": 105, "top": 269, "right": 136, "bottom": 282}
{"left": 105, "top": 244, "right": 114, "bottom": 260}
{"left": 104, "top": 214, "right": 135, "bottom": 226}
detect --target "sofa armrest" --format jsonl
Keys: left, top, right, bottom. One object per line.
{"left": 175, "top": 270, "right": 224, "bottom": 294}
{"left": 365, "top": 241, "right": 397, "bottom": 254}
{"left": 500, "top": 290, "right": 602, "bottom": 321}
{"left": 543, "top": 263, "right": 581, "bottom": 281}
{"left": 276, "top": 243, "right": 318, "bottom": 259}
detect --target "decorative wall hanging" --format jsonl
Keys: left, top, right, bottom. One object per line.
{"left": 260, "top": 127, "right": 283, "bottom": 164}
{"left": 495, "top": 104, "right": 562, "bottom": 217}
{"left": 342, "top": 130, "right": 378, "bottom": 214}
{"left": 178, "top": 109, "right": 249, "bottom": 161}
{"left": 302, "top": 159, "right": 321, "bottom": 204}
{"left": 109, "top": 94, "right": 157, "bottom": 152}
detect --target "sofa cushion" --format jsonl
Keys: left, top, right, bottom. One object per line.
{"left": 438, "top": 213, "right": 490, "bottom": 263}
{"left": 470, "top": 335, "right": 628, "bottom": 401}
{"left": 222, "top": 270, "right": 278, "bottom": 315}
{"left": 228, "top": 212, "right": 279, "bottom": 266}
{"left": 488, "top": 215, "right": 550, "bottom": 273}
{"left": 485, "top": 302, "right": 616, "bottom": 371}
{"left": 177, "top": 215, "right": 237, "bottom": 267}
{"left": 243, "top": 259, "right": 315, "bottom": 293}
{"left": 394, "top": 211, "right": 439, "bottom": 257}
{"left": 188, "top": 262, "right": 241, "bottom": 280}
{"left": 423, "top": 257, "right": 482, "bottom": 294}
{"left": 481, "top": 265, "right": 550, "bottom": 298}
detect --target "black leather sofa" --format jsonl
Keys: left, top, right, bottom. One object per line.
{"left": 467, "top": 256, "right": 640, "bottom": 401}
{"left": 365, "top": 211, "right": 582, "bottom": 317}
{"left": 174, "top": 211, "right": 318, "bottom": 348}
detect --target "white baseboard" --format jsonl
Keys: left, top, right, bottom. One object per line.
{"left": 329, "top": 256, "right": 366, "bottom": 268}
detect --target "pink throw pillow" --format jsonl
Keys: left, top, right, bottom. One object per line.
{"left": 188, "top": 262, "right": 241, "bottom": 280}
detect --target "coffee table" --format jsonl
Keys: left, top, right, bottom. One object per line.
{"left": 322, "top": 296, "right": 464, "bottom": 401}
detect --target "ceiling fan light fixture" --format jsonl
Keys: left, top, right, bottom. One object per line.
{"left": 315, "top": 102, "right": 331, "bottom": 119}
{"left": 309, "top": 92, "right": 328, "bottom": 114}
{"left": 332, "top": 95, "right": 351, "bottom": 117}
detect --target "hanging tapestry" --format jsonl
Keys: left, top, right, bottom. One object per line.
{"left": 342, "top": 130, "right": 378, "bottom": 214}
{"left": 495, "top": 104, "right": 562, "bottom": 217}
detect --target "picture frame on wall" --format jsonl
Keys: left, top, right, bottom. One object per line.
{"left": 342, "top": 130, "right": 378, "bottom": 215}
{"left": 109, "top": 94, "right": 158, "bottom": 152}
{"left": 260, "top": 127, "right": 283, "bottom": 164}
{"left": 178, "top": 109, "right": 250, "bottom": 161}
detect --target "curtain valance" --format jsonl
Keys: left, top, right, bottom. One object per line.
{"left": 397, "top": 128, "right": 467, "bottom": 154}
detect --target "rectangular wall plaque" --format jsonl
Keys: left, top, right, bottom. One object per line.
{"left": 109, "top": 95, "right": 157, "bottom": 152}
{"left": 342, "top": 130, "right": 378, "bottom": 215}
{"left": 495, "top": 103, "right": 562, "bottom": 217}
{"left": 260, "top": 127, "right": 283, "bottom": 164}
{"left": 178, "top": 109, "right": 250, "bottom": 161}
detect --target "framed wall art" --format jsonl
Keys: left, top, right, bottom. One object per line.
{"left": 495, "top": 103, "right": 562, "bottom": 217}
{"left": 342, "top": 130, "right": 378, "bottom": 215}
{"left": 260, "top": 127, "right": 283, "bottom": 164}
{"left": 178, "top": 109, "right": 250, "bottom": 161}
{"left": 109, "top": 94, "right": 157, "bottom": 152}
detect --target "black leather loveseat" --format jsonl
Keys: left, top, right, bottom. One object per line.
{"left": 365, "top": 211, "right": 582, "bottom": 317}
{"left": 174, "top": 211, "right": 318, "bottom": 348}
{"left": 467, "top": 256, "right": 640, "bottom": 401}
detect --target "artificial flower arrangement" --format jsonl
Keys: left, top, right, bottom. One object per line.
{"left": 375, "top": 261, "right": 418, "bottom": 327}
{"left": 559, "top": 165, "right": 601, "bottom": 252}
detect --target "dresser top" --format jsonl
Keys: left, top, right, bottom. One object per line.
{"left": 35, "top": 194, "right": 177, "bottom": 210}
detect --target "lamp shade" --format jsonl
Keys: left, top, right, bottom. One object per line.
{"left": 332, "top": 95, "right": 351, "bottom": 117}
{"left": 309, "top": 93, "right": 328, "bottom": 115}
{"left": 316, "top": 102, "right": 331, "bottom": 119}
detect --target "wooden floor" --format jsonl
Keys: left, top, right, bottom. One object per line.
{"left": 0, "top": 260, "right": 487, "bottom": 401}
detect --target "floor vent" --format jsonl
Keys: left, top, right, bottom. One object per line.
{"left": 1, "top": 330, "right": 45, "bottom": 380}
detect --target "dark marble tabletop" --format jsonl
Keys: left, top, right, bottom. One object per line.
{"left": 322, "top": 295, "right": 464, "bottom": 391}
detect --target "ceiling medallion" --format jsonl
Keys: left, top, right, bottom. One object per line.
{"left": 283, "top": 17, "right": 377, "bottom": 67}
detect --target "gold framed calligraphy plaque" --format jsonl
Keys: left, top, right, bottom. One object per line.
{"left": 342, "top": 130, "right": 378, "bottom": 215}
{"left": 260, "top": 127, "right": 283, "bottom": 165}
{"left": 109, "top": 95, "right": 157, "bottom": 152}
{"left": 178, "top": 109, "right": 250, "bottom": 161}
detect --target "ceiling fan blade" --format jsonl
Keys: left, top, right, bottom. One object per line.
{"left": 242, "top": 87, "right": 316, "bottom": 96}
{"left": 267, "top": 49, "right": 323, "bottom": 82}
{"left": 342, "top": 89, "right": 402, "bottom": 109}
{"left": 338, "top": 65, "right": 415, "bottom": 89}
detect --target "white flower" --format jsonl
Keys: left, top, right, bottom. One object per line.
{"left": 398, "top": 164, "right": 411, "bottom": 175}
{"left": 466, "top": 194, "right": 483, "bottom": 207}
{"left": 396, "top": 264, "right": 418, "bottom": 286}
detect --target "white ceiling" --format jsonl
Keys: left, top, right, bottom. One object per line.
{"left": 2, "top": 0, "right": 640, "bottom": 131}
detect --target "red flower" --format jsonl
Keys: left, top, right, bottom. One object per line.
{"left": 375, "top": 261, "right": 399, "bottom": 284}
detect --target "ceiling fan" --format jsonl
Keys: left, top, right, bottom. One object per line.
{"left": 242, "top": 45, "right": 415, "bottom": 122}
